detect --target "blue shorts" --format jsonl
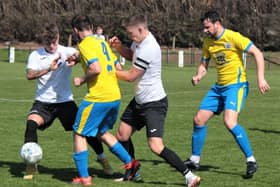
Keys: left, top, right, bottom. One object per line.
{"left": 199, "top": 82, "right": 249, "bottom": 115}
{"left": 73, "top": 99, "right": 120, "bottom": 137}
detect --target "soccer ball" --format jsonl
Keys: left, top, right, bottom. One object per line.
{"left": 20, "top": 142, "right": 43, "bottom": 164}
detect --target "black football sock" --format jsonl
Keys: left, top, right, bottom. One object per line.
{"left": 24, "top": 120, "right": 38, "bottom": 143}
{"left": 86, "top": 136, "right": 104, "bottom": 155}
{"left": 120, "top": 138, "right": 135, "bottom": 158}
{"left": 159, "top": 147, "right": 189, "bottom": 175}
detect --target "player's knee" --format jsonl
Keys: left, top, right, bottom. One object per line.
{"left": 224, "top": 121, "right": 236, "bottom": 129}
{"left": 116, "top": 130, "right": 129, "bottom": 142}
{"left": 116, "top": 122, "right": 133, "bottom": 141}
{"left": 27, "top": 114, "right": 44, "bottom": 125}
{"left": 148, "top": 138, "right": 164, "bottom": 155}
{"left": 148, "top": 144, "right": 161, "bottom": 155}
{"left": 223, "top": 118, "right": 237, "bottom": 129}
{"left": 193, "top": 116, "right": 204, "bottom": 126}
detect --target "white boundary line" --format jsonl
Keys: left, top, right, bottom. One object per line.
{"left": 0, "top": 87, "right": 271, "bottom": 103}
{"left": 0, "top": 98, "right": 33, "bottom": 103}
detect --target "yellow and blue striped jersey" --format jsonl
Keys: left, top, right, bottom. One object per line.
{"left": 78, "top": 35, "right": 120, "bottom": 102}
{"left": 202, "top": 29, "right": 253, "bottom": 86}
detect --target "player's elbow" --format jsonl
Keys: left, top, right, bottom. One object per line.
{"left": 126, "top": 75, "right": 137, "bottom": 82}
{"left": 26, "top": 74, "right": 35, "bottom": 80}
{"left": 88, "top": 67, "right": 101, "bottom": 76}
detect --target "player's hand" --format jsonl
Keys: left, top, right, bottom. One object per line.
{"left": 191, "top": 75, "right": 201, "bottom": 86}
{"left": 109, "top": 36, "right": 122, "bottom": 50}
{"left": 73, "top": 77, "right": 84, "bottom": 87}
{"left": 67, "top": 52, "right": 79, "bottom": 67}
{"left": 67, "top": 60, "right": 76, "bottom": 67}
{"left": 115, "top": 62, "right": 123, "bottom": 71}
{"left": 258, "top": 79, "right": 270, "bottom": 94}
{"left": 50, "top": 53, "right": 61, "bottom": 71}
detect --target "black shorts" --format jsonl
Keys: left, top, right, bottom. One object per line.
{"left": 27, "top": 100, "right": 78, "bottom": 131}
{"left": 120, "top": 97, "right": 168, "bottom": 138}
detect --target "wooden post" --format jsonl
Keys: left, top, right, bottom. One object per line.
{"left": 68, "top": 34, "right": 72, "bottom": 47}
{"left": 172, "top": 36, "right": 176, "bottom": 51}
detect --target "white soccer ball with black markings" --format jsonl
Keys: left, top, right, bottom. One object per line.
{"left": 20, "top": 142, "right": 43, "bottom": 164}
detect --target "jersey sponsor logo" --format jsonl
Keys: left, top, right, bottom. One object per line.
{"left": 40, "top": 56, "right": 47, "bottom": 60}
{"left": 215, "top": 52, "right": 229, "bottom": 66}
{"left": 224, "top": 42, "right": 231, "bottom": 49}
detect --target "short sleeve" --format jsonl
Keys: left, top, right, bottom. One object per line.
{"left": 79, "top": 43, "right": 99, "bottom": 66}
{"left": 26, "top": 51, "right": 40, "bottom": 70}
{"left": 232, "top": 32, "right": 253, "bottom": 52}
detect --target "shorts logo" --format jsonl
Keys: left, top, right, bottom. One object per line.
{"left": 150, "top": 129, "right": 157, "bottom": 133}
{"left": 230, "top": 101, "right": 236, "bottom": 106}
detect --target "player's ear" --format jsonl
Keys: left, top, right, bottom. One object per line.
{"left": 138, "top": 27, "right": 142, "bottom": 34}
{"left": 73, "top": 28, "right": 78, "bottom": 34}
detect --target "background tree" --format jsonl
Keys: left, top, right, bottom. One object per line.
{"left": 0, "top": 0, "right": 279, "bottom": 50}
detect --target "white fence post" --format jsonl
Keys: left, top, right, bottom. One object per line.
{"left": 178, "top": 50, "right": 184, "bottom": 67}
{"left": 9, "top": 46, "right": 15, "bottom": 63}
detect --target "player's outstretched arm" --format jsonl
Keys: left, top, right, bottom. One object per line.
{"left": 248, "top": 45, "right": 270, "bottom": 94}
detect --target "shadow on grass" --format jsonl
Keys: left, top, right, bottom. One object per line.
{"left": 137, "top": 159, "right": 221, "bottom": 186}
{"left": 210, "top": 169, "right": 256, "bottom": 179}
{"left": 138, "top": 158, "right": 220, "bottom": 172}
{"left": 249, "top": 128, "right": 280, "bottom": 134}
{"left": 144, "top": 181, "right": 186, "bottom": 186}
{"left": 138, "top": 158, "right": 166, "bottom": 166}
{"left": 0, "top": 160, "right": 123, "bottom": 182}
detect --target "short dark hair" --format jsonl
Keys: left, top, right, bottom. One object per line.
{"left": 39, "top": 23, "right": 59, "bottom": 46}
{"left": 125, "top": 14, "right": 148, "bottom": 28}
{"left": 71, "top": 15, "right": 93, "bottom": 31}
{"left": 200, "top": 10, "right": 222, "bottom": 23}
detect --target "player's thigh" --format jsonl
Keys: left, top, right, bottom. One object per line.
{"left": 73, "top": 100, "right": 100, "bottom": 137}
{"left": 116, "top": 121, "right": 134, "bottom": 141}
{"left": 120, "top": 98, "right": 142, "bottom": 129}
{"left": 56, "top": 101, "right": 78, "bottom": 131}
{"left": 145, "top": 97, "right": 168, "bottom": 138}
{"left": 199, "top": 87, "right": 222, "bottom": 115}
{"left": 224, "top": 83, "right": 248, "bottom": 113}
{"left": 99, "top": 100, "right": 121, "bottom": 134}
{"left": 73, "top": 100, "right": 119, "bottom": 137}
{"left": 27, "top": 101, "right": 55, "bottom": 128}
{"left": 120, "top": 98, "right": 143, "bottom": 134}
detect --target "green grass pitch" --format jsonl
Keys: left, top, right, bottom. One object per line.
{"left": 0, "top": 49, "right": 279, "bottom": 187}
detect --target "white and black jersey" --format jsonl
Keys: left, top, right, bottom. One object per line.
{"left": 131, "top": 32, "right": 166, "bottom": 104}
{"left": 26, "top": 45, "right": 77, "bottom": 103}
